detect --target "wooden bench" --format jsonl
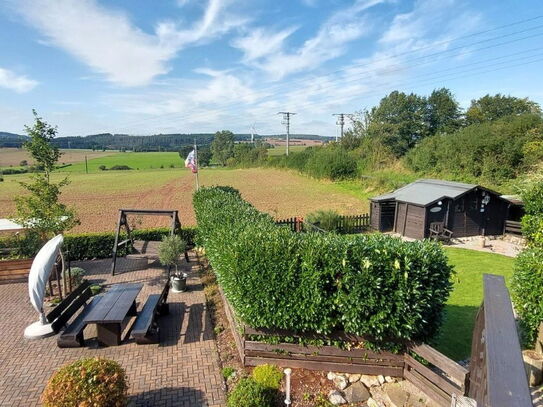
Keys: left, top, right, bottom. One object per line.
{"left": 52, "top": 281, "right": 102, "bottom": 348}
{"left": 57, "top": 295, "right": 102, "bottom": 348}
{"left": 429, "top": 222, "right": 454, "bottom": 243}
{"left": 132, "top": 281, "right": 170, "bottom": 344}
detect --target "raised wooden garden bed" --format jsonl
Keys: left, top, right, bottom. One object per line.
{"left": 0, "top": 258, "right": 33, "bottom": 284}
{"left": 219, "top": 287, "right": 470, "bottom": 406}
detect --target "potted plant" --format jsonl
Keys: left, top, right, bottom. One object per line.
{"left": 158, "top": 234, "right": 188, "bottom": 292}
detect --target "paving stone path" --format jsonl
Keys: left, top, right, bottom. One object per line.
{"left": 0, "top": 252, "right": 226, "bottom": 406}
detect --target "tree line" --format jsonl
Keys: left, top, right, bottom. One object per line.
{"left": 268, "top": 90, "right": 542, "bottom": 185}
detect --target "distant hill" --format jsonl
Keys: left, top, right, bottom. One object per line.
{"left": 1, "top": 131, "right": 327, "bottom": 150}
{"left": 0, "top": 132, "right": 28, "bottom": 147}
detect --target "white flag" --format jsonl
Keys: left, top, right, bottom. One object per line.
{"left": 185, "top": 150, "right": 197, "bottom": 173}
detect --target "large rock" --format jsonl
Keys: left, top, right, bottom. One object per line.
{"left": 384, "top": 383, "right": 409, "bottom": 407}
{"left": 348, "top": 373, "right": 361, "bottom": 383}
{"left": 333, "top": 375, "right": 349, "bottom": 390}
{"left": 344, "top": 382, "right": 370, "bottom": 404}
{"left": 367, "top": 398, "right": 385, "bottom": 407}
{"left": 328, "top": 390, "right": 346, "bottom": 405}
{"left": 360, "top": 374, "right": 381, "bottom": 388}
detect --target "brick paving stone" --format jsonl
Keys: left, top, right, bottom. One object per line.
{"left": 0, "top": 252, "right": 226, "bottom": 406}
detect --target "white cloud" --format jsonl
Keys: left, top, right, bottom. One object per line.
{"left": 14, "top": 0, "right": 245, "bottom": 87}
{"left": 231, "top": 27, "right": 298, "bottom": 62}
{"left": 232, "top": 0, "right": 386, "bottom": 79}
{"left": 0, "top": 67, "right": 38, "bottom": 93}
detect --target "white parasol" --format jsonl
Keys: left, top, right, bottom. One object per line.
{"left": 24, "top": 234, "right": 64, "bottom": 339}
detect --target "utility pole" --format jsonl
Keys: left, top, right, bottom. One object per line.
{"left": 333, "top": 113, "right": 350, "bottom": 142}
{"left": 277, "top": 112, "right": 296, "bottom": 155}
{"left": 250, "top": 123, "right": 256, "bottom": 143}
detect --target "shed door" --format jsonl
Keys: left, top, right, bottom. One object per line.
{"left": 395, "top": 203, "right": 407, "bottom": 234}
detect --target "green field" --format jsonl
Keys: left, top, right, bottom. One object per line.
{"left": 267, "top": 145, "right": 309, "bottom": 156}
{"left": 57, "top": 151, "right": 183, "bottom": 173}
{"left": 436, "top": 247, "right": 515, "bottom": 361}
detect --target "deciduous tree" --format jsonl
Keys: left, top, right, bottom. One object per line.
{"left": 13, "top": 111, "right": 78, "bottom": 241}
{"left": 211, "top": 130, "right": 235, "bottom": 166}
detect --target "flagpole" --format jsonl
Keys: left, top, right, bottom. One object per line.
{"left": 194, "top": 139, "right": 200, "bottom": 191}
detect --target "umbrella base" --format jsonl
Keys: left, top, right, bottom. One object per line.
{"left": 24, "top": 320, "right": 55, "bottom": 339}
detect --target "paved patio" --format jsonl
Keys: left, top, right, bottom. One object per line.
{"left": 0, "top": 252, "right": 226, "bottom": 406}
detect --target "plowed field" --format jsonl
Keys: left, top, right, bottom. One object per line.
{"left": 0, "top": 168, "right": 368, "bottom": 233}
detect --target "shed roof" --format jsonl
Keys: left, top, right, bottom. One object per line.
{"left": 371, "top": 179, "right": 479, "bottom": 206}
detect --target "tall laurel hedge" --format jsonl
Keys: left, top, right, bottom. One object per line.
{"left": 194, "top": 186, "right": 453, "bottom": 347}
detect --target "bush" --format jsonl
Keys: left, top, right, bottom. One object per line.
{"left": 0, "top": 227, "right": 197, "bottom": 261}
{"left": 222, "top": 367, "right": 236, "bottom": 379}
{"left": 158, "top": 235, "right": 186, "bottom": 270}
{"left": 405, "top": 114, "right": 543, "bottom": 183}
{"left": 227, "top": 378, "right": 274, "bottom": 407}
{"left": 305, "top": 210, "right": 343, "bottom": 233}
{"left": 304, "top": 146, "right": 358, "bottom": 180}
{"left": 512, "top": 178, "right": 543, "bottom": 345}
{"left": 268, "top": 145, "right": 358, "bottom": 180}
{"left": 63, "top": 266, "right": 85, "bottom": 287}
{"left": 41, "top": 357, "right": 128, "bottom": 407}
{"left": 109, "top": 165, "right": 132, "bottom": 171}
{"left": 194, "top": 186, "right": 453, "bottom": 348}
{"left": 252, "top": 364, "right": 282, "bottom": 390}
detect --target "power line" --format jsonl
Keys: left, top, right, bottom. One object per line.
{"left": 107, "top": 17, "right": 543, "bottom": 133}
{"left": 277, "top": 112, "right": 296, "bottom": 155}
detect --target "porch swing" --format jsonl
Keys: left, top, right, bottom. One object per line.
{"left": 110, "top": 209, "right": 186, "bottom": 276}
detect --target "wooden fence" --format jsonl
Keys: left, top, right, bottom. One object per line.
{"left": 405, "top": 343, "right": 469, "bottom": 407}
{"left": 275, "top": 213, "right": 370, "bottom": 234}
{"left": 468, "top": 274, "right": 532, "bottom": 406}
{"left": 220, "top": 274, "right": 534, "bottom": 407}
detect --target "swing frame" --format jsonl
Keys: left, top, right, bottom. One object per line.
{"left": 111, "top": 209, "right": 182, "bottom": 276}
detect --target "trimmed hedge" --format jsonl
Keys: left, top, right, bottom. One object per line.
{"left": 0, "top": 227, "right": 196, "bottom": 261}
{"left": 512, "top": 179, "right": 543, "bottom": 345}
{"left": 194, "top": 186, "right": 453, "bottom": 348}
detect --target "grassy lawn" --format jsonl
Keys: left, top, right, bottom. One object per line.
{"left": 435, "top": 247, "right": 515, "bottom": 361}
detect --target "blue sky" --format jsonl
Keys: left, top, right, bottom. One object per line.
{"left": 1, "top": 0, "right": 542, "bottom": 137}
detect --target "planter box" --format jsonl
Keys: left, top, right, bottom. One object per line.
{"left": 0, "top": 258, "right": 33, "bottom": 285}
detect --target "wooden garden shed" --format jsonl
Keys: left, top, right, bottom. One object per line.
{"left": 370, "top": 179, "right": 511, "bottom": 239}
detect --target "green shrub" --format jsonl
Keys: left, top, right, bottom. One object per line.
{"left": 304, "top": 146, "right": 358, "bottom": 180}
{"left": 41, "top": 357, "right": 128, "bottom": 407}
{"left": 512, "top": 178, "right": 543, "bottom": 345}
{"left": 227, "top": 378, "right": 274, "bottom": 407}
{"left": 0, "top": 227, "right": 196, "bottom": 261}
{"left": 158, "top": 235, "right": 186, "bottom": 275}
{"left": 267, "top": 145, "right": 358, "bottom": 180}
{"left": 305, "top": 209, "right": 342, "bottom": 232}
{"left": 222, "top": 367, "right": 236, "bottom": 379}
{"left": 63, "top": 266, "right": 85, "bottom": 287}
{"left": 109, "top": 165, "right": 132, "bottom": 170}
{"left": 193, "top": 186, "right": 453, "bottom": 348}
{"left": 251, "top": 364, "right": 282, "bottom": 390}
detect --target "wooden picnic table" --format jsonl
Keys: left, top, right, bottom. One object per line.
{"left": 84, "top": 283, "right": 142, "bottom": 346}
